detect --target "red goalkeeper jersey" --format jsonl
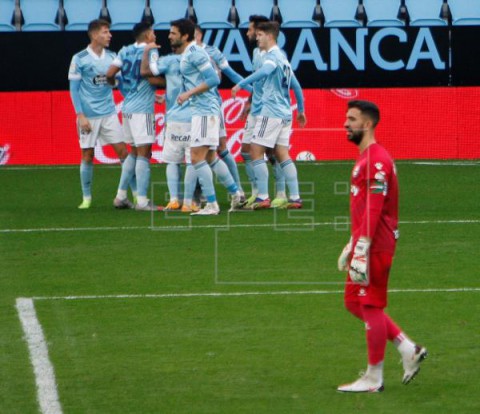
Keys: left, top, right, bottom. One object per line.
{"left": 350, "top": 142, "right": 399, "bottom": 254}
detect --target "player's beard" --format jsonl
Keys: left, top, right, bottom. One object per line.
{"left": 347, "top": 129, "right": 364, "bottom": 145}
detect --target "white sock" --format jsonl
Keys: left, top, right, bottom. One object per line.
{"left": 395, "top": 333, "right": 416, "bottom": 357}
{"left": 366, "top": 362, "right": 384, "bottom": 382}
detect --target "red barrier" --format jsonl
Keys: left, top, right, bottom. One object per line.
{"left": 0, "top": 87, "right": 479, "bottom": 165}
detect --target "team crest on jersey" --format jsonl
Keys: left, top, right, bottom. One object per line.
{"left": 375, "top": 162, "right": 384, "bottom": 170}
{"left": 350, "top": 185, "right": 359, "bottom": 196}
{"left": 370, "top": 180, "right": 388, "bottom": 195}
{"left": 352, "top": 166, "right": 360, "bottom": 177}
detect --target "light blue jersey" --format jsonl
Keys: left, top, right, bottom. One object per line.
{"left": 113, "top": 43, "right": 156, "bottom": 114}
{"left": 149, "top": 50, "right": 191, "bottom": 123}
{"left": 250, "top": 48, "right": 267, "bottom": 116}
{"left": 180, "top": 42, "right": 220, "bottom": 116}
{"left": 68, "top": 47, "right": 117, "bottom": 119}
{"left": 260, "top": 46, "right": 293, "bottom": 120}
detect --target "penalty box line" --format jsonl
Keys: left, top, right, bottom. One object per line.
{"left": 15, "top": 287, "right": 480, "bottom": 414}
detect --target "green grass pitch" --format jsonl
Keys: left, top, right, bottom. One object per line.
{"left": 1, "top": 161, "right": 480, "bottom": 413}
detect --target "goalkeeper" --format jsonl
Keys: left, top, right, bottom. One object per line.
{"left": 336, "top": 100, "right": 427, "bottom": 393}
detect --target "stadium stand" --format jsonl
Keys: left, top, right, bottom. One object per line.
{"left": 194, "top": 0, "right": 235, "bottom": 28}
{"left": 150, "top": 0, "right": 189, "bottom": 30}
{"left": 277, "top": 0, "right": 320, "bottom": 28}
{"left": 236, "top": 0, "right": 274, "bottom": 28}
{"left": 363, "top": 0, "right": 404, "bottom": 27}
{"left": 64, "top": 0, "right": 103, "bottom": 31}
{"left": 20, "top": 0, "right": 61, "bottom": 31}
{"left": 405, "top": 0, "right": 447, "bottom": 26}
{"left": 321, "top": 0, "right": 362, "bottom": 27}
{"left": 106, "top": 0, "right": 147, "bottom": 30}
{"left": 449, "top": 0, "right": 480, "bottom": 25}
{"left": 0, "top": 0, "right": 15, "bottom": 31}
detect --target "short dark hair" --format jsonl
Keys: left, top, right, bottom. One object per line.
{"left": 133, "top": 22, "right": 152, "bottom": 41}
{"left": 249, "top": 15, "right": 270, "bottom": 28}
{"left": 256, "top": 21, "right": 280, "bottom": 39}
{"left": 87, "top": 19, "right": 110, "bottom": 37}
{"left": 170, "top": 18, "right": 195, "bottom": 41}
{"left": 348, "top": 100, "right": 380, "bottom": 127}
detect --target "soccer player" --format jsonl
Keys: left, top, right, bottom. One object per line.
{"left": 337, "top": 100, "right": 427, "bottom": 393}
{"left": 232, "top": 21, "right": 306, "bottom": 209}
{"left": 194, "top": 25, "right": 248, "bottom": 198}
{"left": 106, "top": 22, "right": 159, "bottom": 211}
{"left": 140, "top": 41, "right": 198, "bottom": 212}
{"left": 68, "top": 19, "right": 135, "bottom": 209}
{"left": 174, "top": 18, "right": 243, "bottom": 215}
{"left": 241, "top": 15, "right": 289, "bottom": 208}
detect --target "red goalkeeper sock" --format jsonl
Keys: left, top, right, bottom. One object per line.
{"left": 362, "top": 305, "right": 388, "bottom": 366}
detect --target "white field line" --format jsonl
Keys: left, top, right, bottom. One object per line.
{"left": 1, "top": 219, "right": 479, "bottom": 234}
{"left": 16, "top": 286, "right": 480, "bottom": 413}
{"left": 27, "top": 287, "right": 480, "bottom": 301}
{"left": 15, "top": 298, "right": 63, "bottom": 414}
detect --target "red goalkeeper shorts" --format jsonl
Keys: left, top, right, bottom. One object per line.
{"left": 344, "top": 251, "right": 393, "bottom": 309}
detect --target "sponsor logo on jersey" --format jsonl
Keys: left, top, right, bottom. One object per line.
{"left": 170, "top": 133, "right": 190, "bottom": 142}
{"left": 93, "top": 75, "right": 108, "bottom": 86}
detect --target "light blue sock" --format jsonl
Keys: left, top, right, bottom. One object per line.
{"left": 241, "top": 151, "right": 256, "bottom": 193}
{"left": 166, "top": 163, "right": 181, "bottom": 200}
{"left": 280, "top": 159, "right": 300, "bottom": 200}
{"left": 219, "top": 149, "right": 243, "bottom": 192}
{"left": 194, "top": 161, "right": 216, "bottom": 203}
{"left": 136, "top": 156, "right": 150, "bottom": 198}
{"left": 210, "top": 157, "right": 238, "bottom": 195}
{"left": 183, "top": 164, "right": 197, "bottom": 204}
{"left": 273, "top": 158, "right": 286, "bottom": 195}
{"left": 119, "top": 154, "right": 136, "bottom": 191}
{"left": 177, "top": 164, "right": 183, "bottom": 201}
{"left": 252, "top": 159, "right": 269, "bottom": 198}
{"left": 80, "top": 160, "right": 93, "bottom": 198}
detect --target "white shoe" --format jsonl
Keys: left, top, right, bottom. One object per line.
{"left": 135, "top": 200, "right": 160, "bottom": 211}
{"left": 402, "top": 345, "right": 427, "bottom": 384}
{"left": 113, "top": 197, "right": 134, "bottom": 209}
{"left": 229, "top": 193, "right": 246, "bottom": 212}
{"left": 337, "top": 374, "right": 384, "bottom": 393}
{"left": 191, "top": 202, "right": 220, "bottom": 216}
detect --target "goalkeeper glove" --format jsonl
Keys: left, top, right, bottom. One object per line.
{"left": 348, "top": 237, "right": 371, "bottom": 285}
{"left": 337, "top": 237, "right": 353, "bottom": 271}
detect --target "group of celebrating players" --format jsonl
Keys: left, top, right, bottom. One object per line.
{"left": 68, "top": 15, "right": 306, "bottom": 215}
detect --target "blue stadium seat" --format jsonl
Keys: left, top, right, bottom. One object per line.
{"left": 21, "top": 0, "right": 60, "bottom": 31}
{"left": 194, "top": 0, "right": 234, "bottom": 28}
{"left": 150, "top": 0, "right": 189, "bottom": 30}
{"left": 363, "top": 0, "right": 404, "bottom": 27}
{"left": 64, "top": 0, "right": 102, "bottom": 31}
{"left": 0, "top": 0, "right": 15, "bottom": 31}
{"left": 277, "top": 0, "right": 319, "bottom": 28}
{"left": 405, "top": 0, "right": 447, "bottom": 26}
{"left": 321, "top": 0, "right": 361, "bottom": 27}
{"left": 236, "top": 0, "right": 273, "bottom": 28}
{"left": 107, "top": 0, "right": 146, "bottom": 31}
{"left": 449, "top": 0, "right": 480, "bottom": 26}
